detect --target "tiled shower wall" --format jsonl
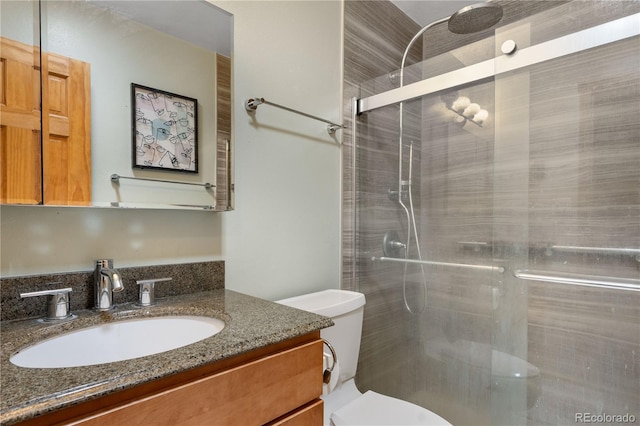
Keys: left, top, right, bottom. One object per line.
{"left": 342, "top": 1, "right": 639, "bottom": 425}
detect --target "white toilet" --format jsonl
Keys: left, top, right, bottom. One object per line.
{"left": 277, "top": 289, "right": 452, "bottom": 426}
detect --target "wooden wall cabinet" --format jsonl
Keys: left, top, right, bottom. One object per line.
{"left": 0, "top": 36, "right": 42, "bottom": 204}
{"left": 18, "top": 334, "right": 323, "bottom": 426}
{"left": 1, "top": 36, "right": 91, "bottom": 206}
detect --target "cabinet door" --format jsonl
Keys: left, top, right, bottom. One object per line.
{"left": 71, "top": 339, "right": 324, "bottom": 426}
{"left": 42, "top": 52, "right": 91, "bottom": 205}
{"left": 0, "top": 37, "right": 92, "bottom": 205}
{"left": 0, "top": 36, "right": 41, "bottom": 204}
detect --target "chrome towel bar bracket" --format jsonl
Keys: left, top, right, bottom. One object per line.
{"left": 245, "top": 97, "right": 344, "bottom": 136}
{"left": 111, "top": 174, "right": 214, "bottom": 189}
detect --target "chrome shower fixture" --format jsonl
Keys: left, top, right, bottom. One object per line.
{"left": 383, "top": 231, "right": 407, "bottom": 258}
{"left": 391, "top": 1, "right": 504, "bottom": 315}
{"left": 448, "top": 2, "right": 504, "bottom": 35}
{"left": 388, "top": 177, "right": 412, "bottom": 202}
{"left": 388, "top": 70, "right": 400, "bottom": 86}
{"left": 399, "top": 2, "right": 504, "bottom": 86}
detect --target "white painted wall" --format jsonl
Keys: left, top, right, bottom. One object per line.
{"left": 0, "top": 0, "right": 343, "bottom": 301}
{"left": 213, "top": 0, "right": 343, "bottom": 300}
{"left": 0, "top": 1, "right": 37, "bottom": 45}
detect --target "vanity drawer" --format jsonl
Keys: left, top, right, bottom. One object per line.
{"left": 267, "top": 399, "right": 323, "bottom": 426}
{"left": 70, "top": 339, "right": 323, "bottom": 426}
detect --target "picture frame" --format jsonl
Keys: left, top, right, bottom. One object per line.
{"left": 131, "top": 83, "right": 198, "bottom": 173}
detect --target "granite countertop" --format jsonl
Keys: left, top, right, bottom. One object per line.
{"left": 0, "top": 289, "right": 333, "bottom": 425}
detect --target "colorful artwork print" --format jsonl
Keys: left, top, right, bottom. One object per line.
{"left": 132, "top": 84, "right": 198, "bottom": 173}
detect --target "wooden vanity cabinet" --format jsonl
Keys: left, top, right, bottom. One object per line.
{"left": 19, "top": 332, "right": 324, "bottom": 426}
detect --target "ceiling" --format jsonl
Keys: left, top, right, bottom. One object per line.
{"left": 95, "top": 1, "right": 478, "bottom": 55}
{"left": 390, "top": 0, "right": 479, "bottom": 26}
{"left": 94, "top": 1, "right": 490, "bottom": 57}
{"left": 91, "top": 0, "right": 232, "bottom": 56}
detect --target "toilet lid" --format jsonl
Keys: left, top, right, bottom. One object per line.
{"left": 330, "top": 391, "right": 452, "bottom": 426}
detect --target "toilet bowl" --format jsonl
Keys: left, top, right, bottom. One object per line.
{"left": 277, "top": 289, "right": 452, "bottom": 426}
{"left": 426, "top": 337, "right": 541, "bottom": 409}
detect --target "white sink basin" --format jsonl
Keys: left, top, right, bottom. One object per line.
{"left": 10, "top": 315, "right": 225, "bottom": 369}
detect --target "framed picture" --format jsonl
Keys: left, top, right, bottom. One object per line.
{"left": 131, "top": 83, "right": 198, "bottom": 173}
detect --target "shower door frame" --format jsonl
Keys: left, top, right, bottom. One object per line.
{"left": 355, "top": 13, "right": 640, "bottom": 117}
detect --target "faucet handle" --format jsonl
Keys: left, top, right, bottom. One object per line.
{"left": 136, "top": 277, "right": 172, "bottom": 307}
{"left": 20, "top": 285, "right": 74, "bottom": 321}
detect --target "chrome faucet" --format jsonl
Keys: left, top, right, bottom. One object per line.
{"left": 94, "top": 259, "right": 124, "bottom": 311}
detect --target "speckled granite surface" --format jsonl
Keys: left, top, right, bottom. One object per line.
{"left": 0, "top": 289, "right": 332, "bottom": 425}
{"left": 1, "top": 261, "right": 225, "bottom": 321}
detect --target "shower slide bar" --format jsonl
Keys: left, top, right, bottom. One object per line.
{"left": 514, "top": 270, "right": 640, "bottom": 292}
{"left": 245, "top": 97, "right": 344, "bottom": 135}
{"left": 111, "top": 174, "right": 214, "bottom": 189}
{"left": 357, "top": 13, "right": 640, "bottom": 114}
{"left": 372, "top": 256, "right": 505, "bottom": 273}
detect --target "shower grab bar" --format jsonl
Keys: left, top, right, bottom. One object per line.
{"left": 111, "top": 174, "right": 214, "bottom": 189}
{"left": 245, "top": 97, "right": 344, "bottom": 135}
{"left": 459, "top": 241, "right": 640, "bottom": 261}
{"left": 357, "top": 13, "right": 640, "bottom": 114}
{"left": 550, "top": 245, "right": 640, "bottom": 259}
{"left": 372, "top": 256, "right": 505, "bottom": 273}
{"left": 514, "top": 270, "right": 640, "bottom": 292}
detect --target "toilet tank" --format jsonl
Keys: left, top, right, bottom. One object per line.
{"left": 276, "top": 289, "right": 366, "bottom": 383}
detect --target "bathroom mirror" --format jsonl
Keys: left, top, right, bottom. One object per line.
{"left": 0, "top": 0, "right": 233, "bottom": 211}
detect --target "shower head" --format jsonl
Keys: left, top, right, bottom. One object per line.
{"left": 398, "top": 2, "right": 504, "bottom": 85}
{"left": 448, "top": 2, "right": 504, "bottom": 35}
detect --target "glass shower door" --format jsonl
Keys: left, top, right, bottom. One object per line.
{"left": 492, "top": 2, "right": 640, "bottom": 425}
{"left": 351, "top": 2, "right": 639, "bottom": 425}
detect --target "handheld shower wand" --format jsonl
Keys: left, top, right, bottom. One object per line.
{"left": 394, "top": 2, "right": 503, "bottom": 314}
